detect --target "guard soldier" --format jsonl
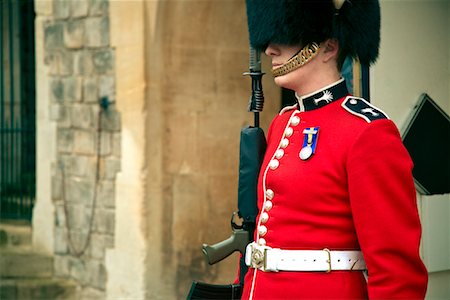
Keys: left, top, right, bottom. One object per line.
{"left": 241, "top": 0, "right": 428, "bottom": 299}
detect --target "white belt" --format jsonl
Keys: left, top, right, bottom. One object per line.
{"left": 245, "top": 242, "right": 366, "bottom": 272}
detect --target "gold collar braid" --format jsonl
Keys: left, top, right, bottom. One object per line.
{"left": 272, "top": 43, "right": 320, "bottom": 77}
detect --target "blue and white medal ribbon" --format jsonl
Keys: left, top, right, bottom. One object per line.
{"left": 299, "top": 127, "right": 320, "bottom": 160}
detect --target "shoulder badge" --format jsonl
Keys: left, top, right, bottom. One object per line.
{"left": 341, "top": 97, "right": 389, "bottom": 123}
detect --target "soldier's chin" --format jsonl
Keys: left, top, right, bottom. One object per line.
{"left": 273, "top": 70, "right": 296, "bottom": 89}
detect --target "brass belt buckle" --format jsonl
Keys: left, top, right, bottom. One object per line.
{"left": 323, "top": 248, "right": 332, "bottom": 273}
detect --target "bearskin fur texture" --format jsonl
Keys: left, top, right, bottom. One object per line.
{"left": 246, "top": 0, "right": 380, "bottom": 65}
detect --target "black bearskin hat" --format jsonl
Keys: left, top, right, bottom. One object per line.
{"left": 246, "top": 0, "right": 381, "bottom": 65}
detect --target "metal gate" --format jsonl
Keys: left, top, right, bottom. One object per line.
{"left": 0, "top": 0, "right": 36, "bottom": 221}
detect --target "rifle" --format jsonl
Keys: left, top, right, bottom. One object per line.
{"left": 187, "top": 47, "right": 266, "bottom": 299}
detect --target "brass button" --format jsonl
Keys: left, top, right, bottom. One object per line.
{"left": 264, "top": 200, "right": 273, "bottom": 211}
{"left": 290, "top": 116, "right": 300, "bottom": 126}
{"left": 260, "top": 212, "right": 269, "bottom": 223}
{"left": 285, "top": 127, "right": 294, "bottom": 137}
{"left": 258, "top": 225, "right": 267, "bottom": 237}
{"left": 269, "top": 159, "right": 279, "bottom": 170}
{"left": 280, "top": 138, "right": 289, "bottom": 148}
{"left": 275, "top": 149, "right": 284, "bottom": 159}
{"left": 265, "top": 189, "right": 274, "bottom": 200}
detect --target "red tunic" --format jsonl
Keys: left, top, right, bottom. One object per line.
{"left": 241, "top": 80, "right": 428, "bottom": 299}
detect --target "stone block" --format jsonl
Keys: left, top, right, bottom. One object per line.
{"left": 66, "top": 204, "right": 89, "bottom": 230}
{"left": 52, "top": 175, "right": 63, "bottom": 201}
{"left": 83, "top": 76, "right": 98, "bottom": 103}
{"left": 54, "top": 227, "right": 68, "bottom": 254}
{"left": 97, "top": 181, "right": 114, "bottom": 208}
{"left": 63, "top": 77, "right": 83, "bottom": 102}
{"left": 74, "top": 50, "right": 94, "bottom": 75}
{"left": 73, "top": 130, "right": 96, "bottom": 154}
{"left": 93, "top": 209, "right": 114, "bottom": 235}
{"left": 58, "top": 106, "right": 72, "bottom": 128}
{"left": 54, "top": 255, "right": 70, "bottom": 277}
{"left": 71, "top": 0, "right": 89, "bottom": 18}
{"left": 68, "top": 154, "right": 97, "bottom": 179}
{"left": 111, "top": 132, "right": 121, "bottom": 158}
{"left": 85, "top": 17, "right": 109, "bottom": 48}
{"left": 89, "top": 0, "right": 108, "bottom": 16}
{"left": 50, "top": 77, "right": 64, "bottom": 103}
{"left": 64, "top": 19, "right": 85, "bottom": 49}
{"left": 99, "top": 75, "right": 115, "bottom": 102}
{"left": 92, "top": 49, "right": 114, "bottom": 74}
{"left": 87, "top": 233, "right": 105, "bottom": 260}
{"left": 71, "top": 104, "right": 93, "bottom": 129}
{"left": 53, "top": 0, "right": 70, "bottom": 19}
{"left": 57, "top": 128, "right": 74, "bottom": 153}
{"left": 35, "top": 0, "right": 53, "bottom": 15}
{"left": 49, "top": 104, "right": 62, "bottom": 121}
{"left": 69, "top": 257, "right": 88, "bottom": 285}
{"left": 66, "top": 177, "right": 95, "bottom": 206}
{"left": 100, "top": 108, "right": 120, "bottom": 131}
{"left": 100, "top": 158, "right": 120, "bottom": 180}
{"left": 54, "top": 203, "right": 66, "bottom": 227}
{"left": 86, "top": 260, "right": 106, "bottom": 290}
{"left": 44, "top": 21, "right": 64, "bottom": 49}
{"left": 98, "top": 131, "right": 112, "bottom": 156}
{"left": 44, "top": 51, "right": 59, "bottom": 75}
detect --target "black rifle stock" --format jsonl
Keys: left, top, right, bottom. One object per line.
{"left": 187, "top": 47, "right": 265, "bottom": 300}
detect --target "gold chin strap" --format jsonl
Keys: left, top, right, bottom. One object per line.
{"left": 272, "top": 43, "right": 320, "bottom": 77}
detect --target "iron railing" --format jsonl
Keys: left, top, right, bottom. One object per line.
{"left": 0, "top": 0, "right": 36, "bottom": 221}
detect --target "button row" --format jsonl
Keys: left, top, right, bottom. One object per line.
{"left": 258, "top": 112, "right": 301, "bottom": 246}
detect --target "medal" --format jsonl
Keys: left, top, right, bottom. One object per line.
{"left": 300, "top": 127, "right": 319, "bottom": 161}
{"left": 299, "top": 145, "right": 313, "bottom": 160}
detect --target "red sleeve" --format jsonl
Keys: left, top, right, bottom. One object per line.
{"left": 347, "top": 119, "right": 428, "bottom": 299}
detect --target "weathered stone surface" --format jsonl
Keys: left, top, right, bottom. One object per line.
{"left": 100, "top": 158, "right": 120, "bottom": 180}
{"left": 92, "top": 49, "right": 114, "bottom": 74}
{"left": 51, "top": 175, "right": 63, "bottom": 201}
{"left": 87, "top": 234, "right": 105, "bottom": 260}
{"left": 74, "top": 50, "right": 94, "bottom": 75}
{"left": 53, "top": 0, "right": 70, "bottom": 19}
{"left": 58, "top": 105, "right": 71, "bottom": 128}
{"left": 99, "top": 75, "right": 115, "bottom": 102}
{"left": 71, "top": 104, "right": 93, "bottom": 129}
{"left": 100, "top": 108, "right": 120, "bottom": 131}
{"left": 50, "top": 77, "right": 64, "bottom": 103}
{"left": 69, "top": 257, "right": 87, "bottom": 285}
{"left": 86, "top": 260, "right": 106, "bottom": 290}
{"left": 68, "top": 155, "right": 96, "bottom": 179}
{"left": 111, "top": 133, "right": 121, "bottom": 158}
{"left": 54, "top": 227, "right": 68, "bottom": 254}
{"left": 73, "top": 130, "right": 96, "bottom": 154}
{"left": 44, "top": 49, "right": 74, "bottom": 77}
{"left": 97, "top": 181, "right": 114, "bottom": 208}
{"left": 83, "top": 76, "right": 98, "bottom": 103}
{"left": 93, "top": 209, "right": 114, "bottom": 235}
{"left": 44, "top": 22, "right": 64, "bottom": 49}
{"left": 66, "top": 178, "right": 94, "bottom": 205}
{"left": 71, "top": 0, "right": 89, "bottom": 18}
{"left": 98, "top": 131, "right": 112, "bottom": 156}
{"left": 54, "top": 255, "right": 71, "bottom": 277}
{"left": 64, "top": 20, "right": 85, "bottom": 49}
{"left": 63, "top": 77, "right": 83, "bottom": 102}
{"left": 89, "top": 0, "right": 108, "bottom": 16}
{"left": 57, "top": 128, "right": 74, "bottom": 153}
{"left": 85, "top": 17, "right": 109, "bottom": 48}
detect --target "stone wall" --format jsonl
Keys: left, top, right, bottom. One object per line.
{"left": 39, "top": 0, "right": 119, "bottom": 297}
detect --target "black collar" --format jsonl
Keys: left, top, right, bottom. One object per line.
{"left": 296, "top": 79, "right": 349, "bottom": 111}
